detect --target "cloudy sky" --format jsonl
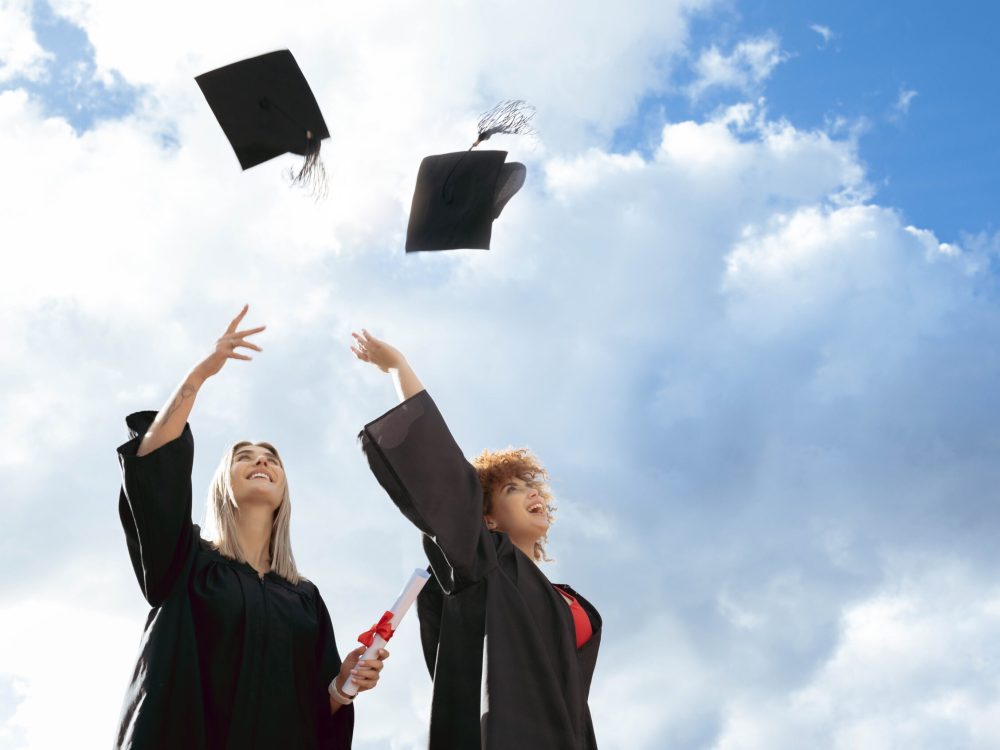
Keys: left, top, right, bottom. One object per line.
{"left": 2, "top": 1, "right": 1000, "bottom": 748}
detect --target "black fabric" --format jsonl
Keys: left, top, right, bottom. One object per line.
{"left": 359, "top": 391, "right": 601, "bottom": 749}
{"left": 195, "top": 50, "right": 329, "bottom": 170}
{"left": 115, "top": 411, "right": 353, "bottom": 750}
{"left": 405, "top": 150, "right": 524, "bottom": 252}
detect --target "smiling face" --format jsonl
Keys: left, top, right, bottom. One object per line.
{"left": 229, "top": 442, "right": 286, "bottom": 513}
{"left": 484, "top": 476, "right": 552, "bottom": 553}
{"left": 473, "top": 447, "right": 556, "bottom": 561}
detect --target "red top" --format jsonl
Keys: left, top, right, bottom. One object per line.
{"left": 553, "top": 585, "right": 593, "bottom": 648}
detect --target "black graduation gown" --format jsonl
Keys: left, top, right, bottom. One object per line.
{"left": 115, "top": 411, "right": 354, "bottom": 750}
{"left": 359, "top": 391, "right": 601, "bottom": 750}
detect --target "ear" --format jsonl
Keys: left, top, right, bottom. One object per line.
{"left": 483, "top": 514, "right": 498, "bottom": 530}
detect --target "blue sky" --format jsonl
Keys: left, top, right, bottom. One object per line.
{"left": 2, "top": 1, "right": 1000, "bottom": 748}
{"left": 7, "top": 1, "right": 140, "bottom": 130}
{"left": 613, "top": 1, "right": 1000, "bottom": 242}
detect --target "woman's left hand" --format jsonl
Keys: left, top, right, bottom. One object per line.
{"left": 337, "top": 645, "right": 390, "bottom": 694}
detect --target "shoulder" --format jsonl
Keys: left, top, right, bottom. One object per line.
{"left": 196, "top": 530, "right": 225, "bottom": 560}
{"left": 274, "top": 574, "right": 321, "bottom": 601}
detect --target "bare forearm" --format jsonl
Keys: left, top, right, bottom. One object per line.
{"left": 136, "top": 370, "right": 206, "bottom": 457}
{"left": 391, "top": 360, "right": 425, "bottom": 403}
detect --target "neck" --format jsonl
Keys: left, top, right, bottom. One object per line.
{"left": 512, "top": 537, "right": 539, "bottom": 562}
{"left": 236, "top": 504, "right": 274, "bottom": 575}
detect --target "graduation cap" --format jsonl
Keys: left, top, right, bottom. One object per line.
{"left": 195, "top": 49, "right": 329, "bottom": 195}
{"left": 405, "top": 100, "right": 535, "bottom": 252}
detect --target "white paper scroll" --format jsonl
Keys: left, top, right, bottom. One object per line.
{"left": 342, "top": 567, "right": 431, "bottom": 697}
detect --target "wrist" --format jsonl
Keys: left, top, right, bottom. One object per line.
{"left": 186, "top": 368, "right": 209, "bottom": 387}
{"left": 328, "top": 674, "right": 354, "bottom": 705}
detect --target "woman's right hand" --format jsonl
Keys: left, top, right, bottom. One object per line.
{"left": 350, "top": 329, "right": 405, "bottom": 373}
{"left": 351, "top": 329, "right": 425, "bottom": 402}
{"left": 191, "top": 304, "right": 265, "bottom": 382}
{"left": 137, "top": 305, "right": 265, "bottom": 457}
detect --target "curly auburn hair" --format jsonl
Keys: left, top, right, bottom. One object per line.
{"left": 471, "top": 447, "right": 556, "bottom": 561}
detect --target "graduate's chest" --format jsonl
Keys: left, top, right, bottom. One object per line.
{"left": 188, "top": 557, "right": 319, "bottom": 648}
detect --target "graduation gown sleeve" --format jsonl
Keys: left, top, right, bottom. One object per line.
{"left": 117, "top": 410, "right": 197, "bottom": 607}
{"left": 115, "top": 411, "right": 205, "bottom": 749}
{"left": 358, "top": 390, "right": 493, "bottom": 591}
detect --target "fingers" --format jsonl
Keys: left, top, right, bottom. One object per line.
{"left": 351, "top": 331, "right": 377, "bottom": 362}
{"left": 226, "top": 304, "right": 249, "bottom": 334}
{"left": 350, "top": 663, "right": 381, "bottom": 690}
{"left": 234, "top": 340, "right": 263, "bottom": 352}
{"left": 361, "top": 329, "right": 382, "bottom": 349}
{"left": 344, "top": 647, "right": 390, "bottom": 692}
{"left": 358, "top": 657, "right": 384, "bottom": 673}
{"left": 352, "top": 329, "right": 381, "bottom": 348}
{"left": 228, "top": 353, "right": 252, "bottom": 361}
{"left": 233, "top": 325, "right": 266, "bottom": 339}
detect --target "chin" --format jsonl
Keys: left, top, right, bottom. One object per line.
{"left": 236, "top": 488, "right": 282, "bottom": 509}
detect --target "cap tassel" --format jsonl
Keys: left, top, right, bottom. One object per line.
{"left": 472, "top": 99, "right": 536, "bottom": 148}
{"left": 289, "top": 130, "right": 328, "bottom": 199}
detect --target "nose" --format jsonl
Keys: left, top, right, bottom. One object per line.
{"left": 254, "top": 455, "right": 269, "bottom": 467}
{"left": 527, "top": 486, "right": 538, "bottom": 498}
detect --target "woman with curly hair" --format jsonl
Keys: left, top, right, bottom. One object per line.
{"left": 351, "top": 329, "right": 601, "bottom": 750}
{"left": 114, "top": 307, "right": 388, "bottom": 750}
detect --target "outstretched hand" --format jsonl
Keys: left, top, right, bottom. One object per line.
{"left": 192, "top": 304, "right": 266, "bottom": 382}
{"left": 351, "top": 329, "right": 405, "bottom": 373}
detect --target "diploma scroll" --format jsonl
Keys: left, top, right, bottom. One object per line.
{"left": 342, "top": 567, "right": 431, "bottom": 697}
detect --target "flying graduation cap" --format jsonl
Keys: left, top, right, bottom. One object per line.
{"left": 195, "top": 49, "right": 329, "bottom": 195}
{"left": 405, "top": 100, "right": 535, "bottom": 252}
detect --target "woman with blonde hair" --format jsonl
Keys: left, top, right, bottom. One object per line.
{"left": 115, "top": 306, "right": 386, "bottom": 750}
{"left": 352, "top": 329, "right": 602, "bottom": 750}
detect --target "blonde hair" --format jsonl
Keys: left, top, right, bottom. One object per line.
{"left": 203, "top": 440, "right": 300, "bottom": 584}
{"left": 471, "top": 447, "right": 556, "bottom": 562}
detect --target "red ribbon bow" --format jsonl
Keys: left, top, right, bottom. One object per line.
{"left": 358, "top": 611, "right": 395, "bottom": 648}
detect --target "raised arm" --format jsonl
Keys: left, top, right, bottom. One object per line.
{"left": 353, "top": 331, "right": 491, "bottom": 591}
{"left": 350, "top": 329, "right": 425, "bottom": 403}
{"left": 137, "top": 304, "right": 265, "bottom": 456}
{"left": 118, "top": 305, "right": 265, "bottom": 605}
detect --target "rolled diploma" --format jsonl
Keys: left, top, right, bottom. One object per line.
{"left": 342, "top": 567, "right": 431, "bottom": 696}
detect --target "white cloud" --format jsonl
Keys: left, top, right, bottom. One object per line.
{"left": 688, "top": 35, "right": 789, "bottom": 99}
{"left": 0, "top": 0, "right": 51, "bottom": 82}
{"left": 809, "top": 23, "right": 835, "bottom": 48}
{"left": 0, "top": 583, "right": 140, "bottom": 749}
{"left": 711, "top": 563, "right": 1000, "bottom": 749}
{"left": 3, "top": 2, "right": 1000, "bottom": 749}
{"left": 893, "top": 87, "right": 919, "bottom": 118}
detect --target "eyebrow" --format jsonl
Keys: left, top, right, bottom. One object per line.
{"left": 235, "top": 448, "right": 280, "bottom": 464}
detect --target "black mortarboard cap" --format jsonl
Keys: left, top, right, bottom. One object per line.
{"left": 406, "top": 151, "right": 526, "bottom": 251}
{"left": 195, "top": 50, "right": 329, "bottom": 191}
{"left": 405, "top": 100, "right": 534, "bottom": 252}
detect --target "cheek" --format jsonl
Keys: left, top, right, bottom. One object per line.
{"left": 496, "top": 498, "right": 523, "bottom": 524}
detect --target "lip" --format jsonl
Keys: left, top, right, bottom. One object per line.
{"left": 246, "top": 470, "right": 273, "bottom": 482}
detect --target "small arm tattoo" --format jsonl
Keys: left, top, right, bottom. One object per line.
{"left": 163, "top": 382, "right": 196, "bottom": 422}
